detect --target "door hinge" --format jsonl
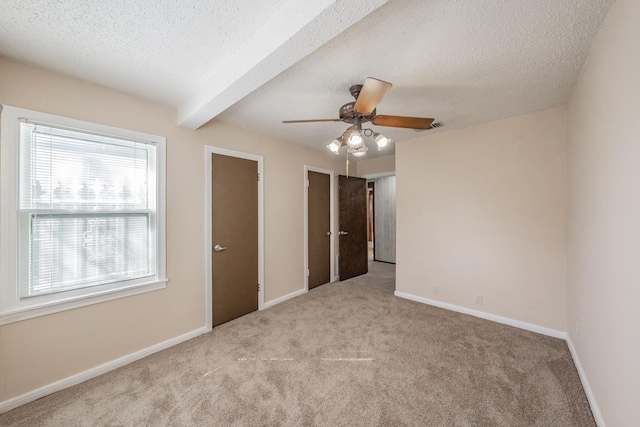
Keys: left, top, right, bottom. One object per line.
{"left": 257, "top": 173, "right": 260, "bottom": 181}
{"left": 307, "top": 269, "right": 310, "bottom": 277}
{"left": 258, "top": 283, "right": 261, "bottom": 292}
{"left": 307, "top": 179, "right": 310, "bottom": 187}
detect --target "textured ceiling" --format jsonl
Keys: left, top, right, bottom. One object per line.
{"left": 0, "top": 0, "right": 613, "bottom": 159}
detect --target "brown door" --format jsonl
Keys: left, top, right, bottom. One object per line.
{"left": 212, "top": 153, "right": 258, "bottom": 327}
{"left": 338, "top": 175, "right": 368, "bottom": 280}
{"left": 308, "top": 171, "right": 331, "bottom": 289}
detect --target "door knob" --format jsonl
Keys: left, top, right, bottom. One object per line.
{"left": 214, "top": 244, "right": 227, "bottom": 252}
{"left": 327, "top": 231, "right": 332, "bottom": 236}
{"left": 339, "top": 231, "right": 348, "bottom": 236}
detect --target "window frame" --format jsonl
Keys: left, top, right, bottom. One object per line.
{"left": 0, "top": 105, "right": 167, "bottom": 325}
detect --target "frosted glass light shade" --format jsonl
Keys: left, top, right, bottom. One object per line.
{"left": 375, "top": 133, "right": 391, "bottom": 150}
{"left": 326, "top": 139, "right": 341, "bottom": 154}
{"left": 347, "top": 129, "right": 364, "bottom": 148}
{"left": 348, "top": 146, "right": 368, "bottom": 157}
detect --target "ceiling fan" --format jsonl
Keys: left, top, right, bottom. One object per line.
{"left": 283, "top": 77, "right": 434, "bottom": 158}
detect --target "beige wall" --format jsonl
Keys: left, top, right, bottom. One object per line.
{"left": 0, "top": 57, "right": 345, "bottom": 403}
{"left": 356, "top": 154, "right": 395, "bottom": 177}
{"left": 567, "top": 0, "right": 640, "bottom": 424}
{"left": 396, "top": 107, "right": 568, "bottom": 331}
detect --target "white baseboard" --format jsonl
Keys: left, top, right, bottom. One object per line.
{"left": 393, "top": 291, "right": 566, "bottom": 339}
{"left": 264, "top": 288, "right": 307, "bottom": 309}
{"left": 566, "top": 336, "right": 605, "bottom": 427}
{"left": 0, "top": 327, "right": 207, "bottom": 414}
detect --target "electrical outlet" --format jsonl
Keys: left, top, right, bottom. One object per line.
{"left": 475, "top": 295, "right": 483, "bottom": 305}
{"left": 433, "top": 286, "right": 439, "bottom": 294}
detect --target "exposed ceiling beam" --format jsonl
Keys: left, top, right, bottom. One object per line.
{"left": 177, "top": 0, "right": 390, "bottom": 130}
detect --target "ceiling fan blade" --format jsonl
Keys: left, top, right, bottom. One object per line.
{"left": 372, "top": 115, "right": 434, "bottom": 129}
{"left": 282, "top": 118, "right": 342, "bottom": 123}
{"left": 354, "top": 77, "right": 392, "bottom": 115}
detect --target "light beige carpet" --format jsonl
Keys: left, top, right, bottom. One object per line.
{"left": 1, "top": 262, "right": 594, "bottom": 426}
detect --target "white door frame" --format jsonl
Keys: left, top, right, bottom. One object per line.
{"left": 304, "top": 165, "right": 336, "bottom": 291}
{"left": 205, "top": 145, "right": 264, "bottom": 332}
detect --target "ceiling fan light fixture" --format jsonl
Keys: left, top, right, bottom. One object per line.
{"left": 374, "top": 133, "right": 391, "bottom": 150}
{"left": 327, "top": 138, "right": 342, "bottom": 154}
{"left": 283, "top": 77, "right": 434, "bottom": 159}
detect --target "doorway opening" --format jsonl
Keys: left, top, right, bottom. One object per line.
{"left": 362, "top": 173, "right": 396, "bottom": 265}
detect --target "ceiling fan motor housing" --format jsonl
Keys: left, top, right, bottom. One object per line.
{"left": 339, "top": 102, "right": 376, "bottom": 124}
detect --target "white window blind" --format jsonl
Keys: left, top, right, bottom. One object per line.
{"left": 18, "top": 121, "right": 158, "bottom": 298}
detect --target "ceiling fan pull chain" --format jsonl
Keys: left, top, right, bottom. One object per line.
{"left": 346, "top": 153, "right": 349, "bottom": 178}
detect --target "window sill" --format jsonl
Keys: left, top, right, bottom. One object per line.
{"left": 0, "top": 279, "right": 168, "bottom": 325}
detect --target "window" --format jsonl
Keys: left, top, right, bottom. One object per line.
{"left": 1, "top": 106, "right": 166, "bottom": 323}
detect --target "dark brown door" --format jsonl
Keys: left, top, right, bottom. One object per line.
{"left": 308, "top": 171, "right": 331, "bottom": 289}
{"left": 212, "top": 153, "right": 258, "bottom": 327}
{"left": 338, "top": 175, "right": 368, "bottom": 280}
